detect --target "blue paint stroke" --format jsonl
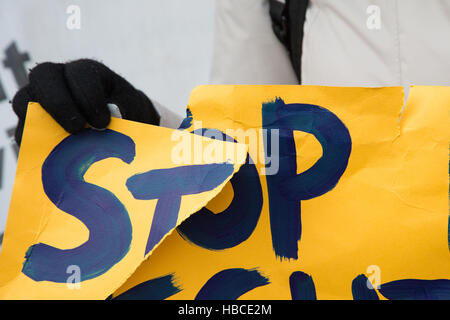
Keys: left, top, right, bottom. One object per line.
{"left": 195, "top": 268, "right": 270, "bottom": 300}
{"left": 178, "top": 108, "right": 193, "bottom": 129}
{"left": 177, "top": 129, "right": 263, "bottom": 250}
{"left": 112, "top": 273, "right": 182, "bottom": 300}
{"left": 262, "top": 98, "right": 352, "bottom": 260}
{"left": 23, "top": 129, "right": 135, "bottom": 283}
{"left": 379, "top": 279, "right": 450, "bottom": 300}
{"left": 126, "top": 162, "right": 235, "bottom": 255}
{"left": 352, "top": 274, "right": 379, "bottom": 300}
{"left": 289, "top": 271, "right": 317, "bottom": 300}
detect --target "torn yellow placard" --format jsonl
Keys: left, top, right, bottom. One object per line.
{"left": 114, "top": 85, "right": 449, "bottom": 300}
{"left": 0, "top": 102, "right": 247, "bottom": 299}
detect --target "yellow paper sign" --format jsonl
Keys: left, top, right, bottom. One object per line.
{"left": 113, "top": 85, "right": 449, "bottom": 300}
{"left": 0, "top": 102, "right": 247, "bottom": 299}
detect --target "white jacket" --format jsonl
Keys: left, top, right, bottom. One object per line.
{"left": 211, "top": 0, "right": 450, "bottom": 87}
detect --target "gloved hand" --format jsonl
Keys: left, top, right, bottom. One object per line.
{"left": 12, "top": 59, "right": 160, "bottom": 145}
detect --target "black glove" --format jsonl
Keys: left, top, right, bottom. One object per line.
{"left": 12, "top": 59, "right": 160, "bottom": 145}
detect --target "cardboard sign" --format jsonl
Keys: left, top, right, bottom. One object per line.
{"left": 1, "top": 85, "right": 449, "bottom": 300}
{"left": 114, "top": 86, "right": 450, "bottom": 300}
{"left": 0, "top": 103, "right": 247, "bottom": 299}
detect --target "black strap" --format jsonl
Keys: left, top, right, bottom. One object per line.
{"left": 269, "top": 0, "right": 289, "bottom": 47}
{"left": 269, "top": 0, "right": 309, "bottom": 83}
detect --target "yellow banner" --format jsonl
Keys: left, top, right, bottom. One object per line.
{"left": 0, "top": 85, "right": 449, "bottom": 300}
{"left": 0, "top": 102, "right": 247, "bottom": 299}
{"left": 114, "top": 85, "right": 449, "bottom": 300}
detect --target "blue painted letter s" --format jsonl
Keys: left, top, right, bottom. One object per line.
{"left": 23, "top": 129, "right": 135, "bottom": 283}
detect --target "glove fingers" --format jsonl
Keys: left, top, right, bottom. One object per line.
{"left": 11, "top": 85, "right": 35, "bottom": 145}
{"left": 64, "top": 60, "right": 111, "bottom": 130}
{"left": 86, "top": 60, "right": 159, "bottom": 125}
{"left": 28, "top": 62, "right": 87, "bottom": 134}
{"left": 108, "top": 87, "right": 160, "bottom": 125}
{"left": 12, "top": 85, "right": 34, "bottom": 120}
